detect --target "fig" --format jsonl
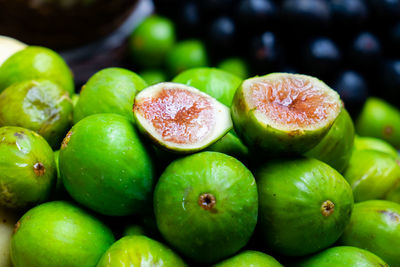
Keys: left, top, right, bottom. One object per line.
{"left": 343, "top": 149, "right": 400, "bottom": 202}
{"left": 0, "top": 46, "right": 74, "bottom": 95}
{"left": 0, "top": 126, "right": 55, "bottom": 209}
{"left": 96, "top": 235, "right": 186, "bottom": 267}
{"left": 73, "top": 68, "right": 147, "bottom": 124}
{"left": 217, "top": 57, "right": 249, "bottom": 79}
{"left": 0, "top": 207, "right": 19, "bottom": 267}
{"left": 154, "top": 152, "right": 258, "bottom": 263}
{"left": 10, "top": 201, "right": 115, "bottom": 267}
{"left": 60, "top": 114, "right": 154, "bottom": 216}
{"left": 212, "top": 250, "right": 283, "bottom": 267}
{"left": 206, "top": 131, "right": 249, "bottom": 162}
{"left": 123, "top": 224, "right": 146, "bottom": 237}
{"left": 231, "top": 73, "right": 342, "bottom": 155}
{"left": 305, "top": 108, "right": 354, "bottom": 173}
{"left": 354, "top": 135, "right": 399, "bottom": 159}
{"left": 172, "top": 67, "right": 242, "bottom": 106}
{"left": 0, "top": 35, "right": 26, "bottom": 66}
{"left": 256, "top": 157, "right": 354, "bottom": 256}
{"left": 133, "top": 82, "right": 232, "bottom": 153}
{"left": 166, "top": 40, "right": 209, "bottom": 76}
{"left": 295, "top": 246, "right": 388, "bottom": 267}
{"left": 339, "top": 200, "right": 400, "bottom": 267}
{"left": 356, "top": 97, "right": 400, "bottom": 149}
{"left": 139, "top": 70, "right": 167, "bottom": 86}
{"left": 0, "top": 79, "right": 73, "bottom": 149}
{"left": 129, "top": 15, "right": 176, "bottom": 68}
{"left": 71, "top": 93, "right": 79, "bottom": 108}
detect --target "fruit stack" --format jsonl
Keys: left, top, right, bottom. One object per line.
{"left": 150, "top": 0, "right": 400, "bottom": 117}
{"left": 1, "top": 20, "right": 400, "bottom": 267}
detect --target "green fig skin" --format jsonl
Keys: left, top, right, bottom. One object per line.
{"left": 217, "top": 57, "right": 249, "bottom": 79}
{"left": 71, "top": 93, "right": 79, "bottom": 108}
{"left": 256, "top": 158, "right": 354, "bottom": 256}
{"left": 129, "top": 15, "right": 176, "bottom": 68}
{"left": 343, "top": 150, "right": 400, "bottom": 202}
{"left": 206, "top": 131, "right": 249, "bottom": 162}
{"left": 231, "top": 73, "right": 342, "bottom": 155}
{"left": 73, "top": 68, "right": 147, "bottom": 124}
{"left": 0, "top": 126, "right": 56, "bottom": 209}
{"left": 96, "top": 235, "right": 187, "bottom": 267}
{"left": 0, "top": 79, "right": 73, "bottom": 149}
{"left": 339, "top": 200, "right": 400, "bottom": 267}
{"left": 295, "top": 246, "right": 389, "bottom": 267}
{"left": 0, "top": 46, "right": 74, "bottom": 95}
{"left": 166, "top": 40, "right": 209, "bottom": 76}
{"left": 123, "top": 224, "right": 146, "bottom": 237}
{"left": 60, "top": 114, "right": 154, "bottom": 216}
{"left": 356, "top": 97, "right": 400, "bottom": 149}
{"left": 154, "top": 152, "right": 258, "bottom": 264}
{"left": 10, "top": 201, "right": 115, "bottom": 267}
{"left": 305, "top": 109, "right": 354, "bottom": 173}
{"left": 212, "top": 250, "right": 283, "bottom": 267}
{"left": 354, "top": 136, "right": 399, "bottom": 159}
{"left": 172, "top": 67, "right": 242, "bottom": 106}
{"left": 139, "top": 70, "right": 167, "bottom": 86}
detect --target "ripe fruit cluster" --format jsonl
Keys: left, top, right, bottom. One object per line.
{"left": 1, "top": 34, "right": 400, "bottom": 266}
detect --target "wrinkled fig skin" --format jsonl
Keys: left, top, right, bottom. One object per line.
{"left": 0, "top": 80, "right": 73, "bottom": 149}
{"left": 0, "top": 207, "right": 20, "bottom": 267}
{"left": 339, "top": 200, "right": 400, "bottom": 267}
{"left": 212, "top": 250, "right": 283, "bottom": 267}
{"left": 354, "top": 135, "right": 399, "bottom": 159}
{"left": 10, "top": 201, "right": 115, "bottom": 267}
{"left": 344, "top": 150, "right": 400, "bottom": 202}
{"left": 0, "top": 126, "right": 55, "bottom": 209}
{"left": 231, "top": 74, "right": 341, "bottom": 156}
{"left": 256, "top": 158, "right": 354, "bottom": 256}
{"left": 172, "top": 67, "right": 242, "bottom": 106}
{"left": 295, "top": 246, "right": 389, "bottom": 267}
{"left": 0, "top": 46, "right": 74, "bottom": 95}
{"left": 73, "top": 68, "right": 147, "bottom": 124}
{"left": 96, "top": 235, "right": 187, "bottom": 267}
{"left": 305, "top": 109, "right": 354, "bottom": 173}
{"left": 60, "top": 114, "right": 154, "bottom": 216}
{"left": 154, "top": 152, "right": 258, "bottom": 264}
{"left": 356, "top": 97, "right": 400, "bottom": 149}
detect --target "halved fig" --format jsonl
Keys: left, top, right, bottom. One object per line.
{"left": 231, "top": 73, "right": 342, "bottom": 154}
{"left": 133, "top": 82, "right": 232, "bottom": 153}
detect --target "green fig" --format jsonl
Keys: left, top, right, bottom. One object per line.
{"left": 356, "top": 97, "right": 400, "bottom": 149}
{"left": 172, "top": 67, "right": 242, "bottom": 106}
{"left": 212, "top": 250, "right": 283, "bottom": 267}
{"left": 0, "top": 46, "right": 74, "bottom": 95}
{"left": 60, "top": 114, "right": 154, "bottom": 216}
{"left": 133, "top": 82, "right": 232, "bottom": 153}
{"left": 217, "top": 57, "right": 249, "bottom": 79}
{"left": 231, "top": 73, "right": 342, "bottom": 155}
{"left": 10, "top": 201, "right": 115, "bottom": 267}
{"left": 0, "top": 79, "right": 73, "bottom": 149}
{"left": 256, "top": 157, "right": 354, "bottom": 256}
{"left": 305, "top": 109, "right": 354, "bottom": 173}
{"left": 0, "top": 126, "right": 56, "bottom": 209}
{"left": 154, "top": 152, "right": 258, "bottom": 264}
{"left": 343, "top": 149, "right": 400, "bottom": 202}
{"left": 295, "top": 246, "right": 388, "bottom": 267}
{"left": 73, "top": 68, "right": 147, "bottom": 124}
{"left": 166, "top": 40, "right": 209, "bottom": 76}
{"left": 0, "top": 35, "right": 26, "bottom": 66}
{"left": 206, "top": 131, "right": 249, "bottom": 162}
{"left": 339, "top": 200, "right": 400, "bottom": 267}
{"left": 139, "top": 69, "right": 167, "bottom": 86}
{"left": 354, "top": 135, "right": 399, "bottom": 159}
{"left": 129, "top": 15, "right": 176, "bottom": 68}
{"left": 96, "top": 235, "right": 186, "bottom": 267}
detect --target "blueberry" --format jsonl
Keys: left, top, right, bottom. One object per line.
{"left": 331, "top": 0, "right": 368, "bottom": 28}
{"left": 235, "top": 0, "right": 279, "bottom": 31}
{"left": 380, "top": 59, "right": 400, "bottom": 102}
{"left": 302, "top": 37, "right": 342, "bottom": 78}
{"left": 350, "top": 31, "right": 382, "bottom": 71}
{"left": 175, "top": 1, "right": 203, "bottom": 38}
{"left": 367, "top": 0, "right": 400, "bottom": 21}
{"left": 332, "top": 70, "right": 368, "bottom": 117}
{"left": 207, "top": 16, "right": 237, "bottom": 56}
{"left": 248, "top": 31, "right": 282, "bottom": 73}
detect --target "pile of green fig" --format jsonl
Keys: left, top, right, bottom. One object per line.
{"left": 1, "top": 36, "right": 400, "bottom": 267}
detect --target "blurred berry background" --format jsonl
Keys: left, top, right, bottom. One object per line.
{"left": 1, "top": 0, "right": 400, "bottom": 117}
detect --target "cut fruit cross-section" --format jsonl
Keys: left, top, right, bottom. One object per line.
{"left": 231, "top": 73, "right": 342, "bottom": 155}
{"left": 133, "top": 82, "right": 232, "bottom": 153}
